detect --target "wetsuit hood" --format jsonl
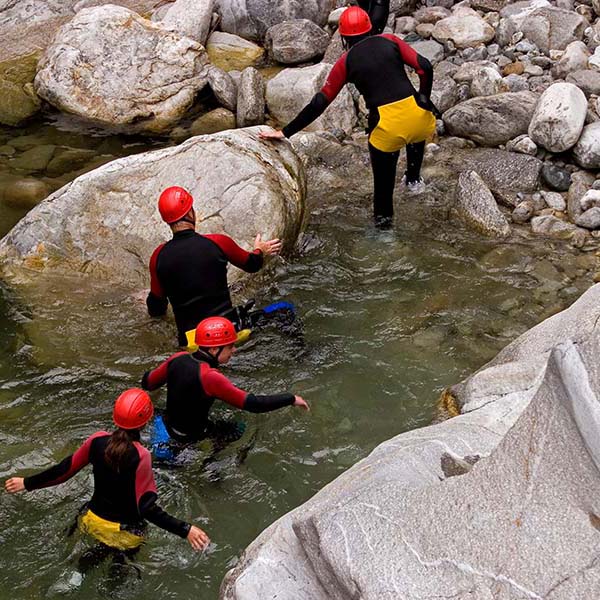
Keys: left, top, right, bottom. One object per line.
{"left": 193, "top": 348, "right": 219, "bottom": 368}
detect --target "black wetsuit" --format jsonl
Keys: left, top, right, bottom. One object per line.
{"left": 282, "top": 34, "right": 434, "bottom": 225}
{"left": 142, "top": 350, "right": 295, "bottom": 444}
{"left": 357, "top": 0, "right": 390, "bottom": 34}
{"left": 24, "top": 431, "right": 190, "bottom": 538}
{"left": 147, "top": 230, "right": 264, "bottom": 346}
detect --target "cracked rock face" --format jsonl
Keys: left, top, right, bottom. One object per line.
{"left": 216, "top": 0, "right": 336, "bottom": 41}
{"left": 0, "top": 128, "right": 306, "bottom": 291}
{"left": 34, "top": 5, "right": 210, "bottom": 133}
{"left": 220, "top": 282, "right": 600, "bottom": 600}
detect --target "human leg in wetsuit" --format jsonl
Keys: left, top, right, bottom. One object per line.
{"left": 405, "top": 141, "right": 426, "bottom": 185}
{"left": 368, "top": 142, "right": 400, "bottom": 227}
{"left": 357, "top": 0, "right": 390, "bottom": 34}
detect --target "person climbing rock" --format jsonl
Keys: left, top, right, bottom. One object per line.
{"left": 147, "top": 186, "right": 283, "bottom": 346}
{"left": 4, "top": 389, "right": 209, "bottom": 562}
{"left": 142, "top": 316, "right": 309, "bottom": 458}
{"left": 357, "top": 0, "right": 390, "bottom": 34}
{"left": 259, "top": 6, "right": 436, "bottom": 229}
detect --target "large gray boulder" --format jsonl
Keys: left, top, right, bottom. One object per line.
{"left": 432, "top": 12, "right": 495, "bottom": 48}
{"left": 573, "top": 122, "right": 600, "bottom": 169}
{"left": 455, "top": 170, "right": 511, "bottom": 237}
{"left": 0, "top": 128, "right": 306, "bottom": 289}
{"left": 34, "top": 5, "right": 210, "bottom": 133}
{"left": 496, "top": 5, "right": 587, "bottom": 54}
{"left": 443, "top": 91, "right": 538, "bottom": 146}
{"left": 528, "top": 82, "right": 587, "bottom": 153}
{"left": 221, "top": 282, "right": 600, "bottom": 600}
{"left": 216, "top": 0, "right": 335, "bottom": 41}
{"left": 160, "top": 0, "right": 214, "bottom": 46}
{"left": 552, "top": 40, "right": 590, "bottom": 79}
{"left": 266, "top": 64, "right": 356, "bottom": 135}
{"left": 566, "top": 69, "right": 600, "bottom": 98}
{"left": 265, "top": 19, "right": 329, "bottom": 65}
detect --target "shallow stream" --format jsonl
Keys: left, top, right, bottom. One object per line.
{"left": 0, "top": 119, "right": 595, "bottom": 599}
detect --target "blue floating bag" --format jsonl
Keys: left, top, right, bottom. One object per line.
{"left": 151, "top": 414, "right": 175, "bottom": 462}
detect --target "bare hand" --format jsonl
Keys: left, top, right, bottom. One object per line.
{"left": 187, "top": 525, "right": 210, "bottom": 551}
{"left": 293, "top": 396, "right": 310, "bottom": 411}
{"left": 254, "top": 234, "right": 282, "bottom": 256}
{"left": 259, "top": 128, "right": 285, "bottom": 141}
{"left": 5, "top": 477, "right": 25, "bottom": 494}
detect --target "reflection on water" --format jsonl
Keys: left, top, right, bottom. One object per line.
{"left": 0, "top": 193, "right": 593, "bottom": 598}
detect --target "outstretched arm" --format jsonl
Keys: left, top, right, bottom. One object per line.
{"left": 260, "top": 54, "right": 349, "bottom": 140}
{"left": 202, "top": 367, "right": 309, "bottom": 413}
{"left": 141, "top": 352, "right": 188, "bottom": 391}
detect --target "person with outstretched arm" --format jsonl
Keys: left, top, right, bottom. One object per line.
{"left": 4, "top": 390, "right": 209, "bottom": 559}
{"left": 260, "top": 6, "right": 436, "bottom": 229}
{"left": 142, "top": 317, "right": 309, "bottom": 456}
{"left": 147, "top": 186, "right": 282, "bottom": 346}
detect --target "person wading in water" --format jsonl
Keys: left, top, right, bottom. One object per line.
{"left": 146, "top": 186, "right": 282, "bottom": 347}
{"left": 142, "top": 316, "right": 309, "bottom": 460}
{"left": 260, "top": 6, "right": 436, "bottom": 229}
{"left": 4, "top": 390, "right": 209, "bottom": 574}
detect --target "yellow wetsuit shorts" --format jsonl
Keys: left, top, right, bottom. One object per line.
{"left": 368, "top": 95, "right": 436, "bottom": 153}
{"left": 79, "top": 509, "right": 144, "bottom": 551}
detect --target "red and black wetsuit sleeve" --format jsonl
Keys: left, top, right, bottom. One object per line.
{"left": 134, "top": 445, "right": 191, "bottom": 538}
{"left": 147, "top": 243, "right": 169, "bottom": 317}
{"left": 141, "top": 351, "right": 188, "bottom": 391}
{"left": 204, "top": 234, "right": 263, "bottom": 272}
{"left": 202, "top": 366, "right": 295, "bottom": 413}
{"left": 23, "top": 432, "right": 108, "bottom": 491}
{"left": 282, "top": 54, "right": 348, "bottom": 138}
{"left": 381, "top": 33, "right": 433, "bottom": 98}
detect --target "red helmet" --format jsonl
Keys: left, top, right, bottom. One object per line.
{"left": 339, "top": 6, "right": 372, "bottom": 37}
{"left": 195, "top": 316, "right": 237, "bottom": 348}
{"left": 158, "top": 186, "right": 194, "bottom": 224}
{"left": 113, "top": 388, "right": 154, "bottom": 430}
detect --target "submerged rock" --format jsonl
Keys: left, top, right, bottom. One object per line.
{"left": 221, "top": 283, "right": 600, "bottom": 600}
{"left": 0, "top": 128, "right": 306, "bottom": 289}
{"left": 34, "top": 6, "right": 210, "bottom": 133}
{"left": 190, "top": 108, "right": 236, "bottom": 135}
{"left": 0, "top": 52, "right": 41, "bottom": 127}
{"left": 455, "top": 170, "right": 511, "bottom": 237}
{"left": 206, "top": 31, "right": 265, "bottom": 71}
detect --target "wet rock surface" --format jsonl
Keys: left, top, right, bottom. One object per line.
{"left": 0, "top": 128, "right": 305, "bottom": 290}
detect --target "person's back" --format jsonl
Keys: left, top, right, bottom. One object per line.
{"left": 343, "top": 34, "right": 418, "bottom": 108}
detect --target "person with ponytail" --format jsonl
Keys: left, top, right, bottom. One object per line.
{"left": 4, "top": 389, "right": 209, "bottom": 555}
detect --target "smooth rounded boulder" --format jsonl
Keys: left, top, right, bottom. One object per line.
{"left": 34, "top": 5, "right": 210, "bottom": 133}
{"left": 216, "top": 0, "right": 335, "bottom": 41}
{"left": 265, "top": 19, "right": 330, "bottom": 65}
{"left": 266, "top": 64, "right": 356, "bottom": 135}
{"left": 528, "top": 83, "right": 587, "bottom": 153}
{"left": 432, "top": 14, "right": 495, "bottom": 48}
{"left": 573, "top": 122, "right": 600, "bottom": 169}
{"left": 443, "top": 91, "right": 537, "bottom": 146}
{"left": 0, "top": 129, "right": 306, "bottom": 290}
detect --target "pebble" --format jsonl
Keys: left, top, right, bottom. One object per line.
{"left": 541, "top": 163, "right": 572, "bottom": 191}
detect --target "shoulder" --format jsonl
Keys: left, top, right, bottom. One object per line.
{"left": 133, "top": 442, "right": 151, "bottom": 462}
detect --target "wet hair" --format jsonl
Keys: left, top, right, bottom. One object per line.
{"left": 105, "top": 428, "right": 138, "bottom": 472}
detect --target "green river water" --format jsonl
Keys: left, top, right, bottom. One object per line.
{"left": 0, "top": 118, "right": 595, "bottom": 599}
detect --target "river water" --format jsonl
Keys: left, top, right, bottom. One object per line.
{"left": 0, "top": 119, "right": 595, "bottom": 599}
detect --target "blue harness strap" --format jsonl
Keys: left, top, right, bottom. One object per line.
{"left": 262, "top": 301, "right": 295, "bottom": 315}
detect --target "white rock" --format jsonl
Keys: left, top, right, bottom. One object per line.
{"left": 0, "top": 128, "right": 305, "bottom": 289}
{"left": 266, "top": 64, "right": 356, "bottom": 135}
{"left": 161, "top": 0, "right": 214, "bottom": 46}
{"left": 327, "top": 7, "right": 346, "bottom": 28}
{"left": 507, "top": 134, "right": 538, "bottom": 155}
{"left": 579, "top": 189, "right": 600, "bottom": 211}
{"left": 265, "top": 19, "right": 330, "bottom": 65}
{"left": 470, "top": 66, "right": 508, "bottom": 97}
{"left": 552, "top": 40, "right": 590, "bottom": 79}
{"left": 408, "top": 40, "right": 445, "bottom": 65}
{"left": 33, "top": 5, "right": 210, "bottom": 133}
{"left": 543, "top": 191, "right": 567, "bottom": 211}
{"left": 589, "top": 46, "right": 600, "bottom": 71}
{"left": 432, "top": 14, "right": 495, "bottom": 48}
{"left": 531, "top": 214, "right": 578, "bottom": 236}
{"left": 573, "top": 122, "right": 600, "bottom": 168}
{"left": 528, "top": 82, "right": 587, "bottom": 153}
{"left": 576, "top": 206, "right": 600, "bottom": 229}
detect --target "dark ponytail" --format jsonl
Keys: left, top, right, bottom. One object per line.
{"left": 105, "top": 428, "right": 136, "bottom": 472}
